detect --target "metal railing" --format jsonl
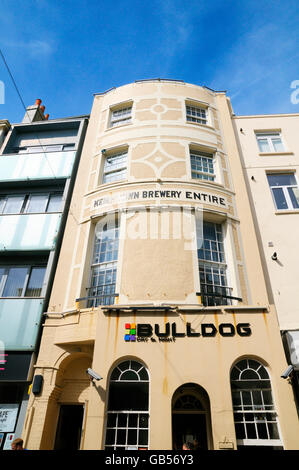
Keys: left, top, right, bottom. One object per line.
{"left": 76, "top": 284, "right": 118, "bottom": 308}
{"left": 197, "top": 285, "right": 242, "bottom": 307}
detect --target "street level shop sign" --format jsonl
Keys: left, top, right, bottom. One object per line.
{"left": 124, "top": 322, "right": 251, "bottom": 342}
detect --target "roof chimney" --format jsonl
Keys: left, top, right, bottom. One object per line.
{"left": 22, "top": 98, "right": 46, "bottom": 123}
{"left": 44, "top": 114, "right": 49, "bottom": 120}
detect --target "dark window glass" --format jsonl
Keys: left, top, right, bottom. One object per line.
{"left": 121, "top": 370, "right": 139, "bottom": 381}
{"left": 105, "top": 429, "right": 115, "bottom": 445}
{"left": 268, "top": 423, "right": 279, "bottom": 440}
{"left": 257, "top": 423, "right": 268, "bottom": 439}
{"left": 246, "top": 423, "right": 257, "bottom": 439}
{"left": 118, "top": 414, "right": 127, "bottom": 427}
{"left": 107, "top": 414, "right": 116, "bottom": 427}
{"left": 127, "top": 429, "right": 137, "bottom": 445}
{"left": 235, "top": 423, "right": 245, "bottom": 439}
{"left": 139, "top": 414, "right": 148, "bottom": 428}
{"left": 108, "top": 383, "right": 149, "bottom": 411}
{"left": 128, "top": 414, "right": 138, "bottom": 427}
{"left": 116, "top": 429, "right": 126, "bottom": 445}
{"left": 138, "top": 430, "right": 148, "bottom": 445}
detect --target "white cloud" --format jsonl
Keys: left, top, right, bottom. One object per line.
{"left": 4, "top": 39, "right": 54, "bottom": 58}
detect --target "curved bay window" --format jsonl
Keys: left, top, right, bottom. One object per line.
{"left": 231, "top": 359, "right": 283, "bottom": 449}
{"left": 105, "top": 360, "right": 150, "bottom": 450}
{"left": 88, "top": 217, "right": 119, "bottom": 307}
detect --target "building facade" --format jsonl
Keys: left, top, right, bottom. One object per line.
{"left": 22, "top": 81, "right": 299, "bottom": 450}
{"left": 233, "top": 112, "right": 299, "bottom": 413}
{"left": 0, "top": 100, "right": 88, "bottom": 450}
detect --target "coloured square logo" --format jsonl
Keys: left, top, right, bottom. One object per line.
{"left": 124, "top": 323, "right": 136, "bottom": 341}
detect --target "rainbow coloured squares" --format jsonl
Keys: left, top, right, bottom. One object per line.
{"left": 124, "top": 323, "right": 136, "bottom": 342}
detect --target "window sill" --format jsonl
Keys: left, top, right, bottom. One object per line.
{"left": 259, "top": 151, "right": 294, "bottom": 156}
{"left": 185, "top": 121, "right": 215, "bottom": 131}
{"left": 99, "top": 178, "right": 127, "bottom": 188}
{"left": 105, "top": 122, "right": 133, "bottom": 132}
{"left": 275, "top": 209, "right": 299, "bottom": 215}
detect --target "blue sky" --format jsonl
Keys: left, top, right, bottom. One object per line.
{"left": 0, "top": 0, "right": 298, "bottom": 122}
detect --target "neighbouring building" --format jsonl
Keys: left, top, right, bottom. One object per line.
{"left": 233, "top": 112, "right": 299, "bottom": 413}
{"left": 22, "top": 81, "right": 299, "bottom": 450}
{"left": 0, "top": 100, "right": 88, "bottom": 450}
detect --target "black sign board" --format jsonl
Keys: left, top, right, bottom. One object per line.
{"left": 0, "top": 352, "right": 33, "bottom": 381}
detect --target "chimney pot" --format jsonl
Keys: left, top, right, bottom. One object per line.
{"left": 45, "top": 114, "right": 49, "bottom": 120}
{"left": 40, "top": 105, "right": 45, "bottom": 113}
{"left": 35, "top": 99, "right": 42, "bottom": 106}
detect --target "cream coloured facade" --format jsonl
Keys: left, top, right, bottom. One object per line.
{"left": 22, "top": 81, "right": 299, "bottom": 450}
{"left": 233, "top": 112, "right": 299, "bottom": 411}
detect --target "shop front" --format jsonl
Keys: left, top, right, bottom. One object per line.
{"left": 0, "top": 352, "right": 34, "bottom": 450}
{"left": 78, "top": 305, "right": 299, "bottom": 450}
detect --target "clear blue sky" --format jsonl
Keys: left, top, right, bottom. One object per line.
{"left": 0, "top": 0, "right": 298, "bottom": 123}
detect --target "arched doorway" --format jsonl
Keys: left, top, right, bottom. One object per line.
{"left": 172, "top": 383, "right": 212, "bottom": 450}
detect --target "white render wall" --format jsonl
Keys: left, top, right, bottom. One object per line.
{"left": 233, "top": 113, "right": 299, "bottom": 330}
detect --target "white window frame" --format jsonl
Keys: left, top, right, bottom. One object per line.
{"left": 186, "top": 104, "right": 208, "bottom": 125}
{"left": 109, "top": 105, "right": 132, "bottom": 128}
{"left": 102, "top": 150, "right": 128, "bottom": 184}
{"left": 231, "top": 359, "right": 283, "bottom": 449}
{"left": 88, "top": 217, "right": 120, "bottom": 307}
{"left": 267, "top": 173, "right": 299, "bottom": 210}
{"left": 190, "top": 150, "right": 215, "bottom": 181}
{"left": 256, "top": 132, "right": 285, "bottom": 153}
{"left": 196, "top": 221, "right": 233, "bottom": 306}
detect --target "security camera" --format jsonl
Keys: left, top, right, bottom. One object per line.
{"left": 86, "top": 368, "right": 103, "bottom": 381}
{"left": 271, "top": 252, "right": 278, "bottom": 261}
{"left": 101, "top": 149, "right": 106, "bottom": 154}
{"left": 281, "top": 365, "right": 294, "bottom": 379}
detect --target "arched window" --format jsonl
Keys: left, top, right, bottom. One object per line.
{"left": 231, "top": 359, "right": 283, "bottom": 449}
{"left": 105, "top": 360, "right": 150, "bottom": 450}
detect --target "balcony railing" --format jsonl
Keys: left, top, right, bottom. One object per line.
{"left": 0, "top": 298, "right": 44, "bottom": 350}
{"left": 0, "top": 150, "right": 76, "bottom": 182}
{"left": 0, "top": 213, "right": 61, "bottom": 251}
{"left": 76, "top": 284, "right": 118, "bottom": 309}
{"left": 197, "top": 285, "right": 242, "bottom": 307}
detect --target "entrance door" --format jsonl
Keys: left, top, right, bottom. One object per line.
{"left": 54, "top": 405, "right": 84, "bottom": 450}
{"left": 172, "top": 386, "right": 212, "bottom": 450}
{"left": 172, "top": 413, "right": 208, "bottom": 450}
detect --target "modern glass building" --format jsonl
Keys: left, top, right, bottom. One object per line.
{"left": 0, "top": 99, "right": 88, "bottom": 450}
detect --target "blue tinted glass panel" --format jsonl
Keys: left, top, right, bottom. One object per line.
{"left": 267, "top": 174, "right": 296, "bottom": 186}
{"left": 272, "top": 187, "right": 288, "bottom": 209}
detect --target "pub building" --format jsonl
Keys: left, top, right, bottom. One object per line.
{"left": 22, "top": 80, "right": 299, "bottom": 450}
